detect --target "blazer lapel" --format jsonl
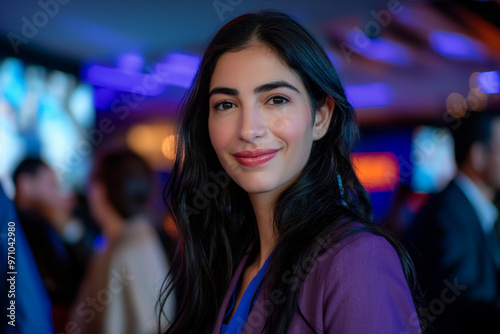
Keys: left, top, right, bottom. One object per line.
{"left": 212, "top": 246, "right": 253, "bottom": 334}
{"left": 451, "top": 181, "right": 499, "bottom": 268}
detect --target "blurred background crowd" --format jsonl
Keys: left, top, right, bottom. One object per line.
{"left": 1, "top": 0, "right": 500, "bottom": 333}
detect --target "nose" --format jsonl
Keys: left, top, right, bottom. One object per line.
{"left": 238, "top": 105, "right": 267, "bottom": 142}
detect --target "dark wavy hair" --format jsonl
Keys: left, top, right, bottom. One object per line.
{"left": 160, "top": 10, "right": 424, "bottom": 333}
{"left": 91, "top": 149, "right": 154, "bottom": 219}
{"left": 450, "top": 109, "right": 500, "bottom": 167}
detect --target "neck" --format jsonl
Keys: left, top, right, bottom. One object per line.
{"left": 248, "top": 192, "right": 278, "bottom": 269}
{"left": 461, "top": 167, "right": 494, "bottom": 201}
{"left": 100, "top": 208, "right": 125, "bottom": 241}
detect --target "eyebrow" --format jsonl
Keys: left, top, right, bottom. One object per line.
{"left": 254, "top": 81, "right": 300, "bottom": 95}
{"left": 208, "top": 87, "right": 238, "bottom": 98}
{"left": 208, "top": 80, "right": 300, "bottom": 98}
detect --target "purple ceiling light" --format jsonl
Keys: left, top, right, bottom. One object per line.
{"left": 154, "top": 53, "right": 200, "bottom": 89}
{"left": 477, "top": 71, "right": 500, "bottom": 94}
{"left": 358, "top": 38, "right": 412, "bottom": 66}
{"left": 429, "top": 31, "right": 487, "bottom": 61}
{"left": 345, "top": 82, "right": 394, "bottom": 108}
{"left": 83, "top": 64, "right": 164, "bottom": 96}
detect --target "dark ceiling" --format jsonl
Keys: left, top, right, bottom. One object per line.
{"left": 1, "top": 0, "right": 499, "bottom": 124}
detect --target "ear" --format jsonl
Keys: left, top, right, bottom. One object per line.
{"left": 470, "top": 142, "right": 488, "bottom": 172}
{"left": 313, "top": 97, "right": 334, "bottom": 140}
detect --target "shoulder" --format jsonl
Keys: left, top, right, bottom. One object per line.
{"left": 415, "top": 180, "right": 475, "bottom": 236}
{"left": 296, "top": 231, "right": 405, "bottom": 304}
{"left": 295, "top": 231, "right": 420, "bottom": 333}
{"left": 422, "top": 180, "right": 468, "bottom": 214}
{"left": 327, "top": 230, "right": 398, "bottom": 262}
{"left": 310, "top": 231, "right": 404, "bottom": 288}
{"left": 111, "top": 217, "right": 169, "bottom": 277}
{"left": 117, "top": 217, "right": 161, "bottom": 252}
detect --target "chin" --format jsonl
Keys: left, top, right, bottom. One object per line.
{"left": 233, "top": 178, "right": 279, "bottom": 194}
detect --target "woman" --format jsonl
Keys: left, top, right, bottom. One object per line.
{"left": 160, "top": 10, "right": 423, "bottom": 334}
{"left": 72, "top": 150, "right": 176, "bottom": 334}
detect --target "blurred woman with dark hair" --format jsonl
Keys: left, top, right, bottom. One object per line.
{"left": 160, "top": 11, "right": 423, "bottom": 334}
{"left": 71, "top": 150, "right": 175, "bottom": 334}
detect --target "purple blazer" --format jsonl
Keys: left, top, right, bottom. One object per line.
{"left": 212, "top": 232, "right": 421, "bottom": 333}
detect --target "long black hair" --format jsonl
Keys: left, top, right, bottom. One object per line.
{"left": 159, "top": 10, "right": 424, "bottom": 333}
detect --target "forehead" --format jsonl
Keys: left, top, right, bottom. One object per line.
{"left": 209, "top": 45, "right": 304, "bottom": 91}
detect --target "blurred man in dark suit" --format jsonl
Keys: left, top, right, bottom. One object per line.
{"left": 1, "top": 183, "right": 54, "bottom": 334}
{"left": 12, "top": 157, "right": 89, "bottom": 332}
{"left": 409, "top": 110, "right": 500, "bottom": 333}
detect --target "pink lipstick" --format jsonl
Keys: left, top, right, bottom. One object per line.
{"left": 233, "top": 149, "right": 280, "bottom": 167}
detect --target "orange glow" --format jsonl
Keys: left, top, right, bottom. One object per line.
{"left": 161, "top": 134, "right": 177, "bottom": 161}
{"left": 446, "top": 92, "right": 467, "bottom": 118}
{"left": 351, "top": 152, "right": 399, "bottom": 192}
{"left": 164, "top": 215, "right": 179, "bottom": 240}
{"left": 126, "top": 121, "right": 176, "bottom": 170}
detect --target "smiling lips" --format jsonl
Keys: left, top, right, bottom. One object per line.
{"left": 233, "top": 149, "right": 280, "bottom": 167}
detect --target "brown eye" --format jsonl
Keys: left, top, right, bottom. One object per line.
{"left": 215, "top": 101, "right": 236, "bottom": 111}
{"left": 268, "top": 96, "right": 289, "bottom": 105}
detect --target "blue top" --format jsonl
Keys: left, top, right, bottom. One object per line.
{"left": 221, "top": 254, "right": 272, "bottom": 334}
{"left": 0, "top": 184, "right": 54, "bottom": 334}
{"left": 212, "top": 231, "right": 420, "bottom": 334}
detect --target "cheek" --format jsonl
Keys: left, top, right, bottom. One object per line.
{"left": 271, "top": 111, "right": 313, "bottom": 149}
{"left": 208, "top": 116, "right": 232, "bottom": 156}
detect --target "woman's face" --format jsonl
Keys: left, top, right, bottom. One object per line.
{"left": 208, "top": 44, "right": 332, "bottom": 196}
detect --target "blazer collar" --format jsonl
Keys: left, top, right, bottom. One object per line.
{"left": 212, "top": 243, "right": 254, "bottom": 333}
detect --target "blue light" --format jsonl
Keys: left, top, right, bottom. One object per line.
{"left": 155, "top": 53, "right": 200, "bottom": 88}
{"left": 83, "top": 64, "right": 164, "bottom": 96}
{"left": 0, "top": 58, "right": 27, "bottom": 110}
{"left": 83, "top": 52, "right": 201, "bottom": 95}
{"left": 92, "top": 234, "right": 107, "bottom": 254}
{"left": 69, "top": 83, "right": 95, "bottom": 128}
{"left": 117, "top": 53, "right": 144, "bottom": 72}
{"left": 429, "top": 31, "right": 486, "bottom": 61}
{"left": 358, "top": 38, "right": 412, "bottom": 66}
{"left": 326, "top": 51, "right": 342, "bottom": 70}
{"left": 477, "top": 71, "right": 500, "bottom": 94}
{"left": 345, "top": 82, "right": 394, "bottom": 108}
{"left": 94, "top": 87, "right": 118, "bottom": 110}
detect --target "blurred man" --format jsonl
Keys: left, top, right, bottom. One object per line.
{"left": 1, "top": 183, "right": 54, "bottom": 334}
{"left": 12, "top": 157, "right": 88, "bottom": 331}
{"left": 409, "top": 110, "right": 500, "bottom": 333}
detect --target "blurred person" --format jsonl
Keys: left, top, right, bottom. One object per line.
{"left": 12, "top": 157, "right": 88, "bottom": 330}
{"left": 408, "top": 109, "right": 500, "bottom": 333}
{"left": 385, "top": 183, "right": 430, "bottom": 235}
{"left": 160, "top": 11, "right": 423, "bottom": 334}
{"left": 1, "top": 183, "right": 54, "bottom": 334}
{"left": 71, "top": 149, "right": 175, "bottom": 334}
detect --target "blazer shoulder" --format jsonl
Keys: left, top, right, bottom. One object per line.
{"left": 323, "top": 232, "right": 420, "bottom": 333}
{"left": 295, "top": 231, "right": 419, "bottom": 333}
{"left": 318, "top": 231, "right": 401, "bottom": 275}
